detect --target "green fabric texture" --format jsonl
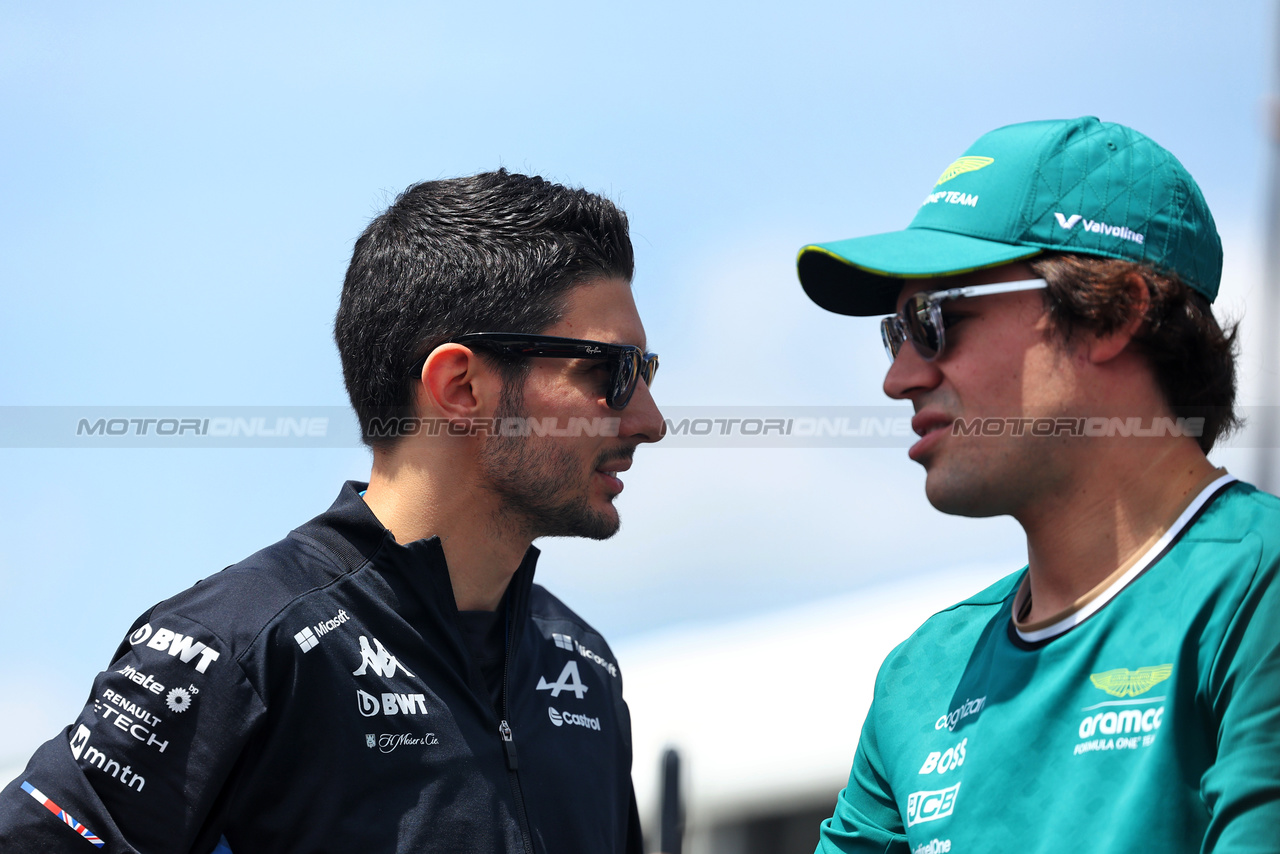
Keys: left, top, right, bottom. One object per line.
{"left": 798, "top": 117, "right": 1223, "bottom": 316}
{"left": 816, "top": 481, "right": 1280, "bottom": 853}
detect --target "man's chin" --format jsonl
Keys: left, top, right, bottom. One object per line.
{"left": 533, "top": 505, "right": 620, "bottom": 541}
{"left": 923, "top": 472, "right": 1004, "bottom": 519}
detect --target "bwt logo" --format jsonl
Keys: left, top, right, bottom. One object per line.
{"left": 906, "top": 782, "right": 960, "bottom": 828}
{"left": 356, "top": 689, "right": 428, "bottom": 717}
{"left": 129, "top": 624, "right": 221, "bottom": 673}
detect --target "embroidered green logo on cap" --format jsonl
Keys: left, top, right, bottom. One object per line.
{"left": 935, "top": 156, "right": 994, "bottom": 186}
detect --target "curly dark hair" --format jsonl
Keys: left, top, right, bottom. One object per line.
{"left": 334, "top": 170, "right": 634, "bottom": 449}
{"left": 1029, "top": 254, "right": 1240, "bottom": 452}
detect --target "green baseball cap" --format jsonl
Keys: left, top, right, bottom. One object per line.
{"left": 797, "top": 117, "right": 1223, "bottom": 316}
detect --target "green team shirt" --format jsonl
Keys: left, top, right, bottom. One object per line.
{"left": 817, "top": 476, "right": 1280, "bottom": 854}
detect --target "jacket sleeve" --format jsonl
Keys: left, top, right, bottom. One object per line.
{"left": 0, "top": 607, "right": 265, "bottom": 853}
{"left": 815, "top": 681, "right": 909, "bottom": 853}
{"left": 1201, "top": 530, "right": 1280, "bottom": 852}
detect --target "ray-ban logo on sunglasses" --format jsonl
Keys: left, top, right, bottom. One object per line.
{"left": 585, "top": 346, "right": 602, "bottom": 354}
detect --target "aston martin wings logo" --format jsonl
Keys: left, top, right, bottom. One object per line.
{"left": 935, "top": 156, "right": 994, "bottom": 186}
{"left": 1089, "top": 664, "right": 1173, "bottom": 697}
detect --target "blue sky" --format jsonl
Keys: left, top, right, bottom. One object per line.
{"left": 2, "top": 0, "right": 1277, "bottom": 776}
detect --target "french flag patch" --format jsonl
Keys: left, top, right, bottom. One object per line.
{"left": 21, "top": 780, "right": 105, "bottom": 848}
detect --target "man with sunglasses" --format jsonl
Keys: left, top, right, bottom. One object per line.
{"left": 797, "top": 118, "right": 1280, "bottom": 852}
{"left": 0, "top": 171, "right": 661, "bottom": 852}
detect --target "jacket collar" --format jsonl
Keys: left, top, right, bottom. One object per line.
{"left": 291, "top": 480, "right": 540, "bottom": 634}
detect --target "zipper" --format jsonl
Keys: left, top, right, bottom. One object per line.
{"left": 500, "top": 599, "right": 535, "bottom": 854}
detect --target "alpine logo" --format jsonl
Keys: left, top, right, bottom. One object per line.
{"left": 548, "top": 706, "right": 601, "bottom": 731}
{"left": 906, "top": 782, "right": 960, "bottom": 827}
{"left": 352, "top": 635, "right": 416, "bottom": 679}
{"left": 356, "top": 689, "right": 428, "bottom": 717}
{"left": 536, "top": 661, "right": 588, "bottom": 699}
{"left": 128, "top": 624, "right": 221, "bottom": 673}
{"left": 295, "top": 609, "right": 351, "bottom": 653}
{"left": 1053, "top": 212, "right": 1145, "bottom": 245}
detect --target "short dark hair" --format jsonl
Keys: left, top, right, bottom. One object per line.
{"left": 335, "top": 170, "right": 634, "bottom": 449}
{"left": 1029, "top": 254, "right": 1240, "bottom": 452}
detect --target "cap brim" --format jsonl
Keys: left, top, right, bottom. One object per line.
{"left": 797, "top": 228, "right": 1042, "bottom": 316}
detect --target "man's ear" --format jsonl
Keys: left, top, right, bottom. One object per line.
{"left": 416, "top": 344, "right": 505, "bottom": 418}
{"left": 1086, "top": 273, "right": 1150, "bottom": 365}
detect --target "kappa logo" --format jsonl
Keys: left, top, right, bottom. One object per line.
{"left": 906, "top": 782, "right": 960, "bottom": 828}
{"left": 935, "top": 156, "right": 994, "bottom": 186}
{"left": 536, "top": 661, "right": 588, "bottom": 699}
{"left": 352, "top": 635, "right": 416, "bottom": 679}
{"left": 128, "top": 623, "right": 221, "bottom": 673}
{"left": 1090, "top": 664, "right": 1172, "bottom": 698}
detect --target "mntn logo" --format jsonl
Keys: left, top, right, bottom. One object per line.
{"left": 906, "top": 782, "right": 960, "bottom": 828}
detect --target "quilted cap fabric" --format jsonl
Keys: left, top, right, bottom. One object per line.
{"left": 798, "top": 117, "right": 1223, "bottom": 316}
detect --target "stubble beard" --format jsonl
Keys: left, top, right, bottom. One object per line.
{"left": 478, "top": 380, "right": 623, "bottom": 541}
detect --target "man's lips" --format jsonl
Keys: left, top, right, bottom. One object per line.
{"left": 908, "top": 413, "right": 953, "bottom": 462}
{"left": 595, "top": 454, "right": 634, "bottom": 492}
{"left": 911, "top": 413, "right": 953, "bottom": 439}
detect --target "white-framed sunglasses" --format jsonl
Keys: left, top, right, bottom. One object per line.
{"left": 880, "top": 278, "right": 1049, "bottom": 362}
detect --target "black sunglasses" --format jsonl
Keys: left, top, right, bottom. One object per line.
{"left": 447, "top": 333, "right": 659, "bottom": 411}
{"left": 881, "top": 278, "right": 1048, "bottom": 362}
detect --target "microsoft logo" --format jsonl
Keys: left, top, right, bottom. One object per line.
{"left": 294, "top": 627, "right": 319, "bottom": 653}
{"left": 551, "top": 633, "right": 573, "bottom": 651}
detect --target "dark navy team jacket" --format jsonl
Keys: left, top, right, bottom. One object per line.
{"left": 0, "top": 482, "right": 643, "bottom": 853}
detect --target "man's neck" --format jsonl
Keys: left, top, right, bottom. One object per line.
{"left": 1017, "top": 439, "right": 1219, "bottom": 624}
{"left": 361, "top": 456, "right": 532, "bottom": 612}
